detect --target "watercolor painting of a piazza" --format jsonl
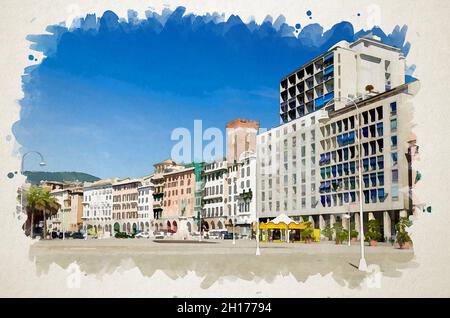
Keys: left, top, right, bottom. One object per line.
{"left": 10, "top": 3, "right": 430, "bottom": 293}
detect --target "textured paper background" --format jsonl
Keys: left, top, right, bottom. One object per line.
{"left": 0, "top": 0, "right": 449, "bottom": 297}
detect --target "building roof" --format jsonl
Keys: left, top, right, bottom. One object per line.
{"left": 269, "top": 213, "right": 297, "bottom": 225}
{"left": 83, "top": 178, "right": 117, "bottom": 189}
{"left": 112, "top": 178, "right": 142, "bottom": 186}
{"left": 330, "top": 80, "right": 419, "bottom": 117}
{"left": 154, "top": 159, "right": 177, "bottom": 167}
{"left": 281, "top": 34, "right": 402, "bottom": 81}
{"left": 163, "top": 166, "right": 195, "bottom": 177}
{"left": 226, "top": 118, "right": 259, "bottom": 129}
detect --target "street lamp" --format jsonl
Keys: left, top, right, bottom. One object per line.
{"left": 318, "top": 97, "right": 367, "bottom": 272}
{"left": 20, "top": 151, "right": 46, "bottom": 238}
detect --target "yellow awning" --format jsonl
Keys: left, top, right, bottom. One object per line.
{"left": 259, "top": 221, "right": 309, "bottom": 230}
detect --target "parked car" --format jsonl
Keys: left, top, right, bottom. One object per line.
{"left": 72, "top": 232, "right": 85, "bottom": 239}
{"left": 135, "top": 232, "right": 150, "bottom": 239}
{"left": 153, "top": 231, "right": 165, "bottom": 239}
{"left": 51, "top": 231, "right": 58, "bottom": 239}
{"left": 223, "top": 232, "right": 234, "bottom": 240}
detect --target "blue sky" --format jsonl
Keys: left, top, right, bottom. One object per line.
{"left": 14, "top": 7, "right": 412, "bottom": 178}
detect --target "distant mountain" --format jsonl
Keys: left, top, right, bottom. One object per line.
{"left": 24, "top": 171, "right": 100, "bottom": 185}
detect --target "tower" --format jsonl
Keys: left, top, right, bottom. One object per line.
{"left": 226, "top": 118, "right": 259, "bottom": 164}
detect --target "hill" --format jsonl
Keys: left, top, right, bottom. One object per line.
{"left": 24, "top": 171, "right": 100, "bottom": 185}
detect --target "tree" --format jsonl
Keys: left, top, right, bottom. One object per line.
{"left": 396, "top": 217, "right": 413, "bottom": 247}
{"left": 333, "top": 222, "right": 347, "bottom": 244}
{"left": 322, "top": 226, "right": 333, "bottom": 241}
{"left": 25, "top": 186, "right": 59, "bottom": 239}
{"left": 41, "top": 190, "right": 60, "bottom": 239}
{"left": 26, "top": 186, "right": 46, "bottom": 238}
{"left": 365, "top": 219, "right": 382, "bottom": 242}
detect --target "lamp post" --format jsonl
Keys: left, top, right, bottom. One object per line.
{"left": 318, "top": 97, "right": 367, "bottom": 272}
{"left": 20, "top": 151, "right": 46, "bottom": 238}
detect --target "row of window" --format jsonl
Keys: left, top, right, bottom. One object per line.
{"left": 84, "top": 210, "right": 111, "bottom": 217}
{"left": 112, "top": 203, "right": 138, "bottom": 210}
{"left": 320, "top": 156, "right": 385, "bottom": 179}
{"left": 113, "top": 212, "right": 138, "bottom": 220}
{"left": 84, "top": 194, "right": 112, "bottom": 202}
{"left": 164, "top": 198, "right": 191, "bottom": 207}
{"left": 165, "top": 187, "right": 192, "bottom": 197}
{"left": 113, "top": 183, "right": 139, "bottom": 191}
{"left": 113, "top": 194, "right": 138, "bottom": 202}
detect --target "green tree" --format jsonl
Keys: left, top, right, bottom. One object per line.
{"left": 396, "top": 217, "right": 413, "bottom": 246}
{"left": 40, "top": 189, "right": 60, "bottom": 239}
{"left": 322, "top": 226, "right": 333, "bottom": 241}
{"left": 333, "top": 222, "right": 347, "bottom": 244}
{"left": 25, "top": 186, "right": 59, "bottom": 239}
{"left": 26, "top": 186, "right": 46, "bottom": 238}
{"left": 365, "top": 219, "right": 382, "bottom": 242}
{"left": 301, "top": 221, "right": 314, "bottom": 241}
{"left": 350, "top": 221, "right": 358, "bottom": 239}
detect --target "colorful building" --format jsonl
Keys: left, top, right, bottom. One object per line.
{"left": 162, "top": 165, "right": 196, "bottom": 233}
{"left": 112, "top": 178, "right": 141, "bottom": 234}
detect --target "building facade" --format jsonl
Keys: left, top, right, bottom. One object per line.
{"left": 50, "top": 186, "right": 84, "bottom": 233}
{"left": 150, "top": 159, "right": 183, "bottom": 231}
{"left": 233, "top": 152, "right": 257, "bottom": 237}
{"left": 202, "top": 160, "right": 228, "bottom": 231}
{"left": 162, "top": 166, "right": 196, "bottom": 233}
{"left": 82, "top": 178, "right": 115, "bottom": 236}
{"left": 257, "top": 35, "right": 416, "bottom": 240}
{"left": 226, "top": 118, "right": 259, "bottom": 164}
{"left": 279, "top": 35, "right": 405, "bottom": 124}
{"left": 112, "top": 178, "right": 141, "bottom": 234}
{"left": 137, "top": 175, "right": 153, "bottom": 233}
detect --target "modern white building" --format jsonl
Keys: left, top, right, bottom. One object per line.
{"left": 137, "top": 175, "right": 154, "bottom": 233}
{"left": 82, "top": 178, "right": 116, "bottom": 236}
{"left": 258, "top": 34, "right": 416, "bottom": 240}
{"left": 279, "top": 34, "right": 405, "bottom": 124}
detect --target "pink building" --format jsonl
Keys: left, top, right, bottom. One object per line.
{"left": 162, "top": 166, "right": 196, "bottom": 233}
{"left": 112, "top": 178, "right": 141, "bottom": 234}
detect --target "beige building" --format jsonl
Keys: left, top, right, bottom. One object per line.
{"left": 257, "top": 34, "right": 419, "bottom": 241}
{"left": 258, "top": 77, "right": 418, "bottom": 240}
{"left": 150, "top": 159, "right": 184, "bottom": 231}
{"left": 49, "top": 186, "right": 84, "bottom": 233}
